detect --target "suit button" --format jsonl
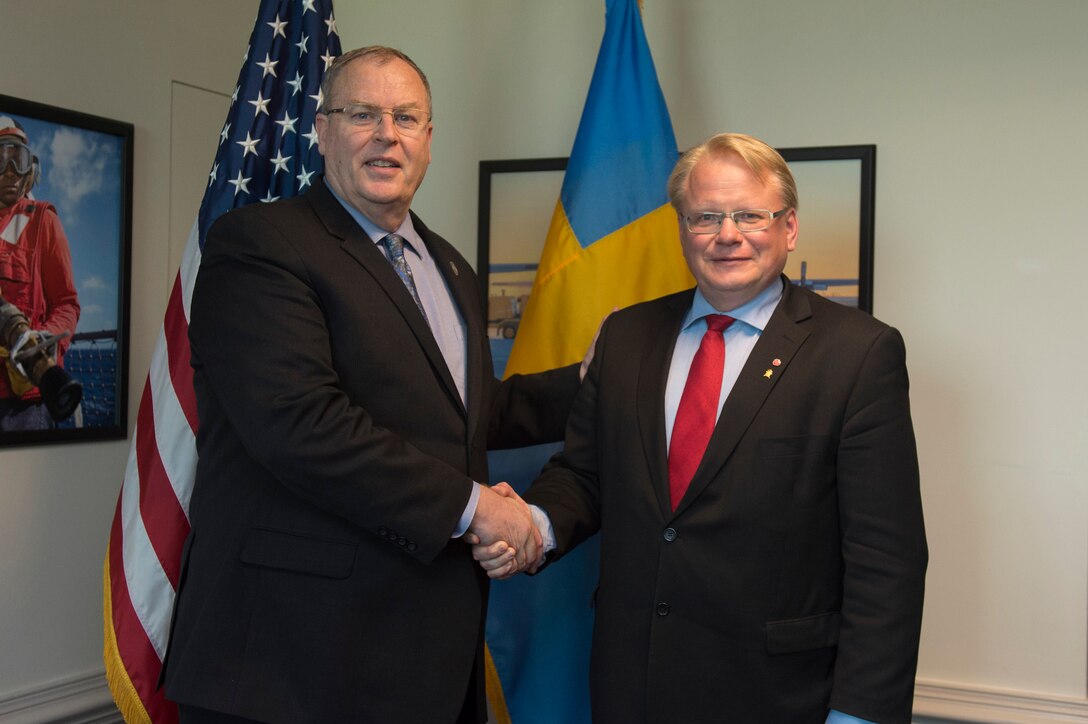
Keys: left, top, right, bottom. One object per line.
{"left": 656, "top": 602, "right": 670, "bottom": 616}
{"left": 397, "top": 537, "right": 407, "bottom": 547}
{"left": 407, "top": 542, "right": 417, "bottom": 551}
{"left": 378, "top": 527, "right": 388, "bottom": 536}
{"left": 663, "top": 527, "right": 677, "bottom": 542}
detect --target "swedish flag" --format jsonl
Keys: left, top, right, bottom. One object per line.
{"left": 504, "top": 0, "right": 692, "bottom": 378}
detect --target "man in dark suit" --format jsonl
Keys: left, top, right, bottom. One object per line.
{"left": 474, "top": 133, "right": 928, "bottom": 723}
{"left": 162, "top": 46, "right": 580, "bottom": 724}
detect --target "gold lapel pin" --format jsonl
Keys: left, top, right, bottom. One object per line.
{"left": 763, "top": 369, "right": 773, "bottom": 379}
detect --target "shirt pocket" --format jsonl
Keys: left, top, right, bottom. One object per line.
{"left": 0, "top": 244, "right": 32, "bottom": 286}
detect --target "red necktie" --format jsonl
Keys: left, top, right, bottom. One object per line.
{"left": 668, "top": 315, "right": 734, "bottom": 510}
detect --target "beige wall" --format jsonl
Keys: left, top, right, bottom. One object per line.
{"left": 1, "top": 0, "right": 1085, "bottom": 720}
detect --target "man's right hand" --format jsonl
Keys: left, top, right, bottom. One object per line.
{"left": 466, "top": 482, "right": 541, "bottom": 579}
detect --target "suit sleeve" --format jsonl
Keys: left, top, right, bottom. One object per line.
{"left": 485, "top": 363, "right": 581, "bottom": 451}
{"left": 519, "top": 319, "right": 611, "bottom": 558}
{"left": 190, "top": 210, "right": 474, "bottom": 563}
{"left": 830, "top": 326, "right": 928, "bottom": 724}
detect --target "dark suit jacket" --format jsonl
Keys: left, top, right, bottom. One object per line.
{"left": 162, "top": 178, "right": 579, "bottom": 724}
{"left": 525, "top": 280, "right": 927, "bottom": 724}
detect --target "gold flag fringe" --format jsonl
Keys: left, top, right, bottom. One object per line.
{"left": 103, "top": 542, "right": 153, "bottom": 723}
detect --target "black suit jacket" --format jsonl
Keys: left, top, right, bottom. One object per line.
{"left": 162, "top": 178, "right": 579, "bottom": 724}
{"left": 525, "top": 281, "right": 927, "bottom": 724}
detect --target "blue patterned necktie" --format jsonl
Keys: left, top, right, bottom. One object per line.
{"left": 380, "top": 233, "right": 429, "bottom": 322}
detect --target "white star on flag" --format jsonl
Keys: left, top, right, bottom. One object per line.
{"left": 287, "top": 71, "right": 305, "bottom": 95}
{"left": 267, "top": 14, "right": 288, "bottom": 37}
{"left": 249, "top": 91, "right": 272, "bottom": 116}
{"left": 276, "top": 112, "right": 298, "bottom": 136}
{"left": 297, "top": 165, "right": 315, "bottom": 188}
{"left": 236, "top": 132, "right": 261, "bottom": 157}
{"left": 228, "top": 169, "right": 252, "bottom": 196}
{"left": 270, "top": 150, "right": 292, "bottom": 174}
{"left": 257, "top": 53, "right": 279, "bottom": 78}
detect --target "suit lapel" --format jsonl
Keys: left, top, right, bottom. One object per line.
{"left": 637, "top": 291, "right": 693, "bottom": 519}
{"left": 306, "top": 181, "right": 465, "bottom": 417}
{"left": 673, "top": 281, "right": 813, "bottom": 515}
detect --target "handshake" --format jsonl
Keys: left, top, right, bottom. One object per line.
{"left": 464, "top": 482, "right": 543, "bottom": 580}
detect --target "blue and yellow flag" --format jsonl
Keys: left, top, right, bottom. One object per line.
{"left": 504, "top": 0, "right": 692, "bottom": 378}
{"left": 485, "top": 1, "right": 690, "bottom": 722}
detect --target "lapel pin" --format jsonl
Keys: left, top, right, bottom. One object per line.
{"left": 763, "top": 369, "right": 773, "bottom": 379}
{"left": 449, "top": 261, "right": 459, "bottom": 276}
{"left": 772, "top": 358, "right": 781, "bottom": 367}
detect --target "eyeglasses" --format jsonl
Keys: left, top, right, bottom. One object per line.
{"left": 322, "top": 103, "right": 431, "bottom": 137}
{"left": 683, "top": 208, "right": 790, "bottom": 234}
{"left": 0, "top": 142, "right": 34, "bottom": 176}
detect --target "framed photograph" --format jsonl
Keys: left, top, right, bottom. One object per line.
{"left": 477, "top": 157, "right": 567, "bottom": 376}
{"left": 476, "top": 146, "right": 875, "bottom": 371}
{"left": 778, "top": 145, "right": 875, "bottom": 312}
{"left": 0, "top": 94, "right": 133, "bottom": 446}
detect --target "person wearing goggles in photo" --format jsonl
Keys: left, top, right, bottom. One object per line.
{"left": 0, "top": 115, "right": 80, "bottom": 431}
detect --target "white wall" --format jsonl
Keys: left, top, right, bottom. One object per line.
{"left": 0, "top": 0, "right": 256, "bottom": 711}
{"left": 0, "top": 1, "right": 1084, "bottom": 721}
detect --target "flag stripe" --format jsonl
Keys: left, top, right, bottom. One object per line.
{"left": 178, "top": 221, "right": 202, "bottom": 322}
{"left": 108, "top": 496, "right": 176, "bottom": 724}
{"left": 125, "top": 384, "right": 185, "bottom": 655}
{"left": 134, "top": 369, "right": 189, "bottom": 589}
{"left": 149, "top": 316, "right": 199, "bottom": 515}
{"left": 561, "top": 0, "right": 677, "bottom": 247}
{"left": 163, "top": 276, "right": 199, "bottom": 432}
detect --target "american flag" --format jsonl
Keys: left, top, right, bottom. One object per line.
{"left": 103, "top": 2, "right": 340, "bottom": 721}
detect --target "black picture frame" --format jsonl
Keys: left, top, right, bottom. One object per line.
{"left": 476, "top": 146, "right": 876, "bottom": 360}
{"left": 0, "top": 94, "right": 133, "bottom": 446}
{"left": 777, "top": 144, "right": 876, "bottom": 313}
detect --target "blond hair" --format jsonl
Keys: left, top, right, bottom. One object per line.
{"left": 668, "top": 133, "right": 797, "bottom": 211}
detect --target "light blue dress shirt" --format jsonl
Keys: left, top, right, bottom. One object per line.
{"left": 327, "top": 188, "right": 480, "bottom": 536}
{"left": 663, "top": 279, "right": 783, "bottom": 449}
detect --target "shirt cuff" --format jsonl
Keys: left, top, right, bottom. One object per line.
{"left": 529, "top": 503, "right": 556, "bottom": 554}
{"left": 450, "top": 481, "right": 482, "bottom": 538}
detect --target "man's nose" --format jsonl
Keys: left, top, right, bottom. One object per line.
{"left": 371, "top": 112, "right": 399, "bottom": 142}
{"left": 714, "top": 216, "right": 744, "bottom": 243}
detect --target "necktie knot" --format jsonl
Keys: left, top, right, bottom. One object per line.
{"left": 381, "top": 233, "right": 407, "bottom": 260}
{"left": 705, "top": 314, "right": 734, "bottom": 334}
